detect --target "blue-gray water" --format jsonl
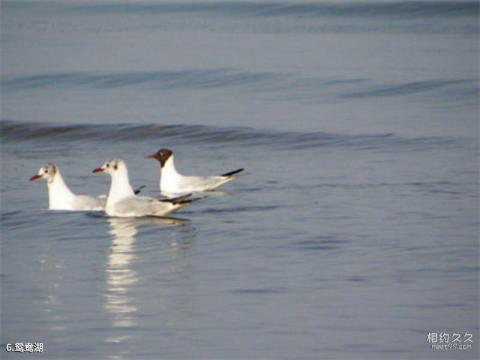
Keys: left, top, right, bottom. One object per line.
{"left": 1, "top": 1, "right": 478, "bottom": 359}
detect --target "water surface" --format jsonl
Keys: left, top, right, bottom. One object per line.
{"left": 1, "top": 1, "right": 478, "bottom": 359}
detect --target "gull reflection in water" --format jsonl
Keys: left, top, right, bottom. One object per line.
{"left": 105, "top": 216, "right": 187, "bottom": 344}
{"left": 39, "top": 254, "right": 66, "bottom": 332}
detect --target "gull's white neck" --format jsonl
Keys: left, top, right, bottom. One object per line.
{"left": 160, "top": 155, "right": 181, "bottom": 190}
{"left": 163, "top": 155, "right": 179, "bottom": 174}
{"left": 107, "top": 166, "right": 135, "bottom": 208}
{"left": 47, "top": 171, "right": 75, "bottom": 210}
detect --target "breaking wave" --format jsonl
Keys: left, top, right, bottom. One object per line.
{"left": 1, "top": 119, "right": 469, "bottom": 152}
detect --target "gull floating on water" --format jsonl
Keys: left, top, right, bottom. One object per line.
{"left": 30, "top": 163, "right": 105, "bottom": 211}
{"left": 93, "top": 158, "right": 193, "bottom": 218}
{"left": 145, "top": 148, "right": 244, "bottom": 195}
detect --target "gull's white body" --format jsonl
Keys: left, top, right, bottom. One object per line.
{"left": 34, "top": 166, "right": 105, "bottom": 211}
{"left": 160, "top": 155, "right": 240, "bottom": 195}
{"left": 100, "top": 159, "right": 188, "bottom": 218}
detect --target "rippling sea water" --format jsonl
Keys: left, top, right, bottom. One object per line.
{"left": 1, "top": 1, "right": 478, "bottom": 359}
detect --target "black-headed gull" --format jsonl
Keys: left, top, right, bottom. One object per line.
{"left": 145, "top": 148, "right": 244, "bottom": 195}
{"left": 93, "top": 158, "right": 192, "bottom": 218}
{"left": 30, "top": 163, "right": 105, "bottom": 211}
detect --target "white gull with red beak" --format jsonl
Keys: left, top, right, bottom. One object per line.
{"left": 30, "top": 163, "right": 105, "bottom": 211}
{"left": 145, "top": 148, "right": 244, "bottom": 196}
{"left": 93, "top": 158, "right": 192, "bottom": 218}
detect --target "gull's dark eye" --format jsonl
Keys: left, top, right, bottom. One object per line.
{"left": 44, "top": 169, "right": 48, "bottom": 173}
{"left": 106, "top": 164, "right": 110, "bottom": 168}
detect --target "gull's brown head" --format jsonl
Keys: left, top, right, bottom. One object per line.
{"left": 144, "top": 148, "right": 173, "bottom": 168}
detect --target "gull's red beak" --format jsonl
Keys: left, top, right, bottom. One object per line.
{"left": 92, "top": 167, "right": 103, "bottom": 173}
{"left": 29, "top": 174, "right": 42, "bottom": 181}
{"left": 144, "top": 154, "right": 156, "bottom": 160}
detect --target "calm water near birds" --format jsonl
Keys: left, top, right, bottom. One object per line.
{"left": 1, "top": 1, "right": 478, "bottom": 359}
